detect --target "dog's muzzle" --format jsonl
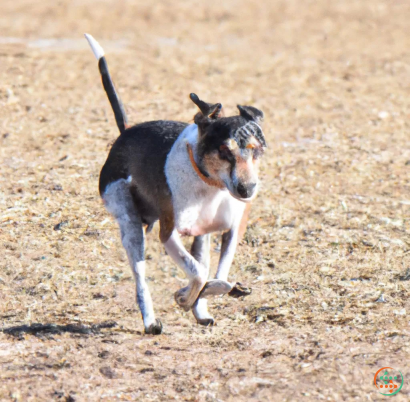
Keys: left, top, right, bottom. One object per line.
{"left": 236, "top": 182, "right": 257, "bottom": 199}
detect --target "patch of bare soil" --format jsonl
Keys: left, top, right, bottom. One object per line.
{"left": 0, "top": 0, "right": 409, "bottom": 400}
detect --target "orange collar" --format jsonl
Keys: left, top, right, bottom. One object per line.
{"left": 186, "top": 143, "right": 225, "bottom": 189}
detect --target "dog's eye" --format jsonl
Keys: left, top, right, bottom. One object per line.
{"left": 218, "top": 145, "right": 231, "bottom": 159}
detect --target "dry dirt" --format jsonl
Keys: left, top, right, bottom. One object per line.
{"left": 1, "top": 0, "right": 410, "bottom": 401}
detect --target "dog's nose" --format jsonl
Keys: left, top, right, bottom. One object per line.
{"left": 236, "top": 182, "right": 256, "bottom": 199}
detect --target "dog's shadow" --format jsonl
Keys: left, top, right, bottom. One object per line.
{"left": 2, "top": 321, "right": 118, "bottom": 340}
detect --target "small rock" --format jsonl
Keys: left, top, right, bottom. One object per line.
{"left": 261, "top": 350, "right": 272, "bottom": 358}
{"left": 320, "top": 266, "right": 335, "bottom": 275}
{"left": 376, "top": 294, "right": 386, "bottom": 303}
{"left": 53, "top": 220, "right": 68, "bottom": 231}
{"left": 10, "top": 391, "right": 22, "bottom": 401}
{"left": 98, "top": 350, "right": 110, "bottom": 359}
{"left": 396, "top": 268, "right": 410, "bottom": 281}
{"left": 393, "top": 309, "right": 406, "bottom": 316}
{"left": 140, "top": 367, "right": 154, "bottom": 373}
{"left": 84, "top": 229, "right": 100, "bottom": 237}
{"left": 255, "top": 315, "right": 265, "bottom": 324}
{"left": 99, "top": 366, "right": 116, "bottom": 379}
{"left": 378, "top": 111, "right": 389, "bottom": 119}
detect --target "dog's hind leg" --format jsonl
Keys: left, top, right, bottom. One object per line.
{"left": 190, "top": 234, "right": 211, "bottom": 270}
{"left": 215, "top": 229, "right": 238, "bottom": 281}
{"left": 103, "top": 178, "right": 162, "bottom": 335}
{"left": 190, "top": 235, "right": 215, "bottom": 326}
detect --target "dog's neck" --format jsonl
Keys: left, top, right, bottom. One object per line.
{"left": 186, "top": 143, "right": 225, "bottom": 189}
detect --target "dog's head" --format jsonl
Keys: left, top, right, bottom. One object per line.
{"left": 190, "top": 93, "right": 266, "bottom": 202}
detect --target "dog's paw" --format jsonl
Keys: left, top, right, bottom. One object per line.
{"left": 196, "top": 317, "right": 215, "bottom": 327}
{"left": 199, "top": 279, "right": 233, "bottom": 298}
{"left": 228, "top": 282, "right": 252, "bottom": 298}
{"left": 174, "top": 286, "right": 193, "bottom": 311}
{"left": 145, "top": 319, "right": 163, "bottom": 335}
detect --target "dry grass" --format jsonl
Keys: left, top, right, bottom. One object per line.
{"left": 0, "top": 0, "right": 410, "bottom": 400}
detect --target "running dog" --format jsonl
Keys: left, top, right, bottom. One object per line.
{"left": 85, "top": 34, "right": 267, "bottom": 334}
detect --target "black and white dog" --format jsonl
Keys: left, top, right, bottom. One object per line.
{"left": 85, "top": 34, "right": 267, "bottom": 334}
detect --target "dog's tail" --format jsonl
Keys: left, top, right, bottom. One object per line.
{"left": 84, "top": 33, "right": 128, "bottom": 134}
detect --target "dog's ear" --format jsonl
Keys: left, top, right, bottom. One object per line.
{"left": 237, "top": 105, "right": 264, "bottom": 124}
{"left": 190, "top": 93, "right": 223, "bottom": 120}
{"left": 190, "top": 93, "right": 210, "bottom": 115}
{"left": 208, "top": 103, "right": 223, "bottom": 119}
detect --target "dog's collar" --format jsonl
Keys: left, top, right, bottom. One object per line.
{"left": 186, "top": 143, "right": 225, "bottom": 189}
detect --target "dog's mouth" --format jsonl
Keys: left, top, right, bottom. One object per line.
{"left": 229, "top": 192, "right": 256, "bottom": 203}
{"left": 225, "top": 185, "right": 258, "bottom": 203}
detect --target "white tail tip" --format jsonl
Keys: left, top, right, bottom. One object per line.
{"left": 84, "top": 33, "right": 105, "bottom": 60}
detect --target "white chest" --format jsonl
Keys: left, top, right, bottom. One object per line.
{"left": 165, "top": 125, "right": 246, "bottom": 236}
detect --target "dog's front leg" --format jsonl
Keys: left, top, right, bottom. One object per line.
{"left": 164, "top": 230, "right": 208, "bottom": 311}
{"left": 196, "top": 229, "right": 238, "bottom": 299}
{"left": 217, "top": 229, "right": 252, "bottom": 298}
{"left": 199, "top": 228, "right": 251, "bottom": 299}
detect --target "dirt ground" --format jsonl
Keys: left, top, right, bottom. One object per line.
{"left": 0, "top": 0, "right": 409, "bottom": 400}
